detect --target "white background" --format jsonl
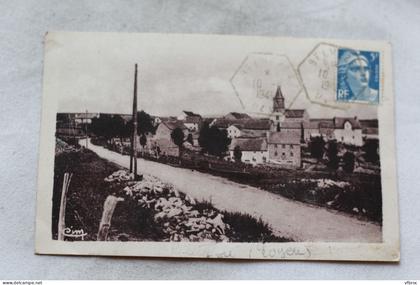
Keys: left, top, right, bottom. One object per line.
{"left": 0, "top": 0, "right": 419, "bottom": 279}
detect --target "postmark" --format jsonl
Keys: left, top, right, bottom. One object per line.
{"left": 297, "top": 43, "right": 381, "bottom": 109}
{"left": 297, "top": 43, "right": 342, "bottom": 109}
{"left": 230, "top": 53, "right": 302, "bottom": 115}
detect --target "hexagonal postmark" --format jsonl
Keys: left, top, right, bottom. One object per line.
{"left": 297, "top": 43, "right": 342, "bottom": 108}
{"left": 230, "top": 53, "right": 302, "bottom": 115}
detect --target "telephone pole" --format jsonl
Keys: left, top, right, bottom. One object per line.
{"left": 130, "top": 64, "right": 138, "bottom": 179}
{"left": 85, "top": 109, "right": 88, "bottom": 148}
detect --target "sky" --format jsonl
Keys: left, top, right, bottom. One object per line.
{"left": 45, "top": 32, "right": 379, "bottom": 119}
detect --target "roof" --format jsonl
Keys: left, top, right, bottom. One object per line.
{"left": 216, "top": 118, "right": 271, "bottom": 130}
{"left": 161, "top": 120, "right": 187, "bottom": 130}
{"left": 243, "top": 119, "right": 271, "bottom": 130}
{"left": 212, "top": 118, "right": 236, "bottom": 129}
{"left": 362, "top": 128, "right": 379, "bottom": 135}
{"left": 224, "top": 112, "right": 251, "bottom": 120}
{"left": 74, "top": 113, "right": 99, "bottom": 119}
{"left": 310, "top": 119, "right": 335, "bottom": 129}
{"left": 333, "top": 117, "right": 361, "bottom": 129}
{"left": 185, "top": 116, "right": 202, "bottom": 124}
{"left": 285, "top": 109, "right": 306, "bottom": 118}
{"left": 281, "top": 121, "right": 302, "bottom": 129}
{"left": 229, "top": 138, "right": 267, "bottom": 151}
{"left": 238, "top": 129, "right": 267, "bottom": 138}
{"left": 304, "top": 120, "right": 321, "bottom": 129}
{"left": 182, "top": 111, "right": 201, "bottom": 117}
{"left": 360, "top": 119, "right": 378, "bottom": 128}
{"left": 274, "top": 86, "right": 285, "bottom": 99}
{"left": 267, "top": 131, "right": 301, "bottom": 145}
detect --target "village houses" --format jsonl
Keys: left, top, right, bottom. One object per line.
{"left": 146, "top": 85, "right": 376, "bottom": 167}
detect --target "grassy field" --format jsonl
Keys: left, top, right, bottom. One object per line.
{"left": 52, "top": 145, "right": 290, "bottom": 242}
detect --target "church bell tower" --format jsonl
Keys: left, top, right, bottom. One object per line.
{"left": 273, "top": 85, "right": 285, "bottom": 113}
{"left": 270, "top": 86, "right": 286, "bottom": 131}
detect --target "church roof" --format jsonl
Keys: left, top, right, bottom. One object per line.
{"left": 274, "top": 85, "right": 284, "bottom": 99}
{"left": 281, "top": 121, "right": 302, "bottom": 129}
{"left": 284, "top": 109, "right": 306, "bottom": 118}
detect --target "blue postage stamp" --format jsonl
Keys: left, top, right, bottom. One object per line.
{"left": 336, "top": 48, "right": 380, "bottom": 104}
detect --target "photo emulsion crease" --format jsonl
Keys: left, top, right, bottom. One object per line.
{"left": 36, "top": 32, "right": 399, "bottom": 261}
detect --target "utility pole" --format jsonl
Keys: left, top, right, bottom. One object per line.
{"left": 85, "top": 109, "right": 88, "bottom": 148}
{"left": 130, "top": 64, "right": 138, "bottom": 179}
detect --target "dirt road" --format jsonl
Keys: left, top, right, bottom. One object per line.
{"left": 84, "top": 140, "right": 382, "bottom": 242}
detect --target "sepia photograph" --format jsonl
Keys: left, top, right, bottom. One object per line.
{"left": 36, "top": 32, "right": 399, "bottom": 261}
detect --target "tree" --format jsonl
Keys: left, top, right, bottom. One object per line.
{"left": 186, "top": 133, "right": 194, "bottom": 146}
{"left": 198, "top": 121, "right": 211, "bottom": 152}
{"left": 363, "top": 139, "right": 379, "bottom": 163}
{"left": 309, "top": 136, "right": 325, "bottom": 160}
{"left": 343, "top": 151, "right": 355, "bottom": 173}
{"left": 233, "top": 145, "right": 242, "bottom": 163}
{"left": 198, "top": 124, "right": 231, "bottom": 157}
{"left": 110, "top": 115, "right": 125, "bottom": 142}
{"left": 170, "top": 127, "right": 185, "bottom": 158}
{"left": 90, "top": 114, "right": 128, "bottom": 145}
{"left": 91, "top": 114, "right": 113, "bottom": 142}
{"left": 327, "top": 140, "right": 339, "bottom": 170}
{"left": 137, "top": 110, "right": 156, "bottom": 135}
{"left": 139, "top": 134, "right": 147, "bottom": 151}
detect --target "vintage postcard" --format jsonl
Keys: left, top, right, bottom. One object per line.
{"left": 36, "top": 32, "right": 399, "bottom": 261}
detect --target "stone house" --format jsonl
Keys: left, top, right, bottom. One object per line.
{"left": 229, "top": 137, "right": 268, "bottom": 165}
{"left": 267, "top": 131, "right": 301, "bottom": 167}
{"left": 151, "top": 120, "right": 187, "bottom": 156}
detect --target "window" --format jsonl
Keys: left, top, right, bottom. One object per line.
{"left": 275, "top": 144, "right": 278, "bottom": 148}
{"left": 276, "top": 115, "right": 279, "bottom": 120}
{"left": 274, "top": 151, "right": 278, "bottom": 156}
{"left": 290, "top": 145, "right": 294, "bottom": 149}
{"left": 282, "top": 144, "right": 285, "bottom": 149}
{"left": 341, "top": 136, "right": 344, "bottom": 141}
{"left": 290, "top": 152, "right": 294, "bottom": 157}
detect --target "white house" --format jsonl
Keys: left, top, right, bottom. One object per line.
{"left": 229, "top": 138, "right": 268, "bottom": 165}
{"left": 332, "top": 117, "right": 363, "bottom": 146}
{"left": 177, "top": 111, "right": 202, "bottom": 132}
{"left": 226, "top": 124, "right": 242, "bottom": 139}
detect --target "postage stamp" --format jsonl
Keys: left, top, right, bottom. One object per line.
{"left": 336, "top": 48, "right": 380, "bottom": 104}
{"left": 36, "top": 32, "right": 398, "bottom": 261}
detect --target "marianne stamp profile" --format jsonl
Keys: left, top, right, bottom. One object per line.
{"left": 336, "top": 49, "right": 380, "bottom": 104}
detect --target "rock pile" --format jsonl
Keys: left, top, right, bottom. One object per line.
{"left": 105, "top": 170, "right": 230, "bottom": 242}
{"left": 104, "top": 170, "right": 135, "bottom": 182}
